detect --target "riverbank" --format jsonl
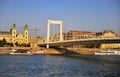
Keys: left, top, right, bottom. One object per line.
{"left": 0, "top": 47, "right": 119, "bottom": 55}
{"left": 0, "top": 47, "right": 31, "bottom": 54}
{"left": 40, "top": 48, "right": 100, "bottom": 55}
{"left": 0, "top": 47, "right": 98, "bottom": 55}
{"left": 0, "top": 47, "right": 10, "bottom": 54}
{"left": 66, "top": 48, "right": 99, "bottom": 54}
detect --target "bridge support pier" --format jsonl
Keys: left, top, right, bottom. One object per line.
{"left": 46, "top": 44, "right": 49, "bottom": 49}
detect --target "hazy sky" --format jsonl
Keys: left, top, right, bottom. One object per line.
{"left": 0, "top": 0, "right": 120, "bottom": 36}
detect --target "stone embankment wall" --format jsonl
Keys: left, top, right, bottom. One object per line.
{"left": 44, "top": 48, "right": 99, "bottom": 55}
{"left": 0, "top": 47, "right": 31, "bottom": 54}
{"left": 0, "top": 47, "right": 10, "bottom": 54}
{"left": 0, "top": 46, "right": 99, "bottom": 55}
{"left": 44, "top": 48, "right": 61, "bottom": 54}
{"left": 67, "top": 48, "right": 99, "bottom": 55}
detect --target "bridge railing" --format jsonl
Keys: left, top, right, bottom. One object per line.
{"left": 38, "top": 37, "right": 120, "bottom": 44}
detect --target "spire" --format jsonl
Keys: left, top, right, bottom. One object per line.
{"left": 24, "top": 24, "right": 28, "bottom": 30}
{"left": 12, "top": 23, "right": 16, "bottom": 29}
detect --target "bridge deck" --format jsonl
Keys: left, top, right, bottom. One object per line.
{"left": 37, "top": 38, "right": 120, "bottom": 47}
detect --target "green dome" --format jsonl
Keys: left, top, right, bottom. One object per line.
{"left": 24, "top": 24, "right": 28, "bottom": 30}
{"left": 12, "top": 24, "right": 16, "bottom": 29}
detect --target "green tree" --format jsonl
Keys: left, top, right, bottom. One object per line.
{"left": 3, "top": 38, "right": 7, "bottom": 46}
{"left": 0, "top": 38, "right": 7, "bottom": 47}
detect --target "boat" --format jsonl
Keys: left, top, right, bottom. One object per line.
{"left": 10, "top": 49, "right": 33, "bottom": 55}
{"left": 95, "top": 50, "right": 120, "bottom": 55}
{"left": 10, "top": 52, "right": 33, "bottom": 55}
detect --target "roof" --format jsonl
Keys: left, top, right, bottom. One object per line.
{"left": 0, "top": 30, "right": 11, "bottom": 35}
{"left": 69, "top": 30, "right": 94, "bottom": 34}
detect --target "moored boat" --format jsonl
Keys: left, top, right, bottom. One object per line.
{"left": 10, "top": 52, "right": 33, "bottom": 55}
{"left": 10, "top": 49, "right": 33, "bottom": 55}
{"left": 95, "top": 50, "right": 120, "bottom": 55}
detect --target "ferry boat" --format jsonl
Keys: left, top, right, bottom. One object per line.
{"left": 95, "top": 50, "right": 120, "bottom": 55}
{"left": 10, "top": 49, "right": 33, "bottom": 55}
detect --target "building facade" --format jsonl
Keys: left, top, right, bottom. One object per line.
{"left": 100, "top": 30, "right": 119, "bottom": 49}
{"left": 64, "top": 30, "right": 96, "bottom": 40}
{"left": 0, "top": 30, "right": 12, "bottom": 43}
{"left": 11, "top": 24, "right": 29, "bottom": 44}
{"left": 0, "top": 24, "right": 29, "bottom": 45}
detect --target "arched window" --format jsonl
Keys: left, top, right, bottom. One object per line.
{"left": 26, "top": 32, "right": 27, "bottom": 35}
{"left": 13, "top": 31, "right": 15, "bottom": 34}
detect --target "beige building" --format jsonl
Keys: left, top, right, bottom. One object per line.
{"left": 0, "top": 30, "right": 12, "bottom": 43}
{"left": 100, "top": 30, "right": 119, "bottom": 49}
{"left": 64, "top": 30, "right": 96, "bottom": 40}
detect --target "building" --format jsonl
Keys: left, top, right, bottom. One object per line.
{"left": 96, "top": 32, "right": 103, "bottom": 38}
{"left": 0, "top": 30, "right": 12, "bottom": 43}
{"left": 102, "top": 30, "right": 116, "bottom": 38}
{"left": 63, "top": 30, "right": 96, "bottom": 48}
{"left": 64, "top": 30, "right": 96, "bottom": 40}
{"left": 0, "top": 24, "right": 29, "bottom": 46}
{"left": 11, "top": 24, "right": 29, "bottom": 44}
{"left": 100, "top": 30, "right": 119, "bottom": 49}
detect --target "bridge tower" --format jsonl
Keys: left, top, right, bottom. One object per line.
{"left": 47, "top": 20, "right": 62, "bottom": 48}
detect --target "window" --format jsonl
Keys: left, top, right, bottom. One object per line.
{"left": 14, "top": 31, "right": 16, "bottom": 34}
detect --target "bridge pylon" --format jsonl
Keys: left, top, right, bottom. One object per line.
{"left": 46, "top": 20, "right": 63, "bottom": 48}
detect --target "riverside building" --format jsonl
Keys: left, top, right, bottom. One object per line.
{"left": 100, "top": 30, "right": 119, "bottom": 49}
{"left": 0, "top": 24, "right": 29, "bottom": 46}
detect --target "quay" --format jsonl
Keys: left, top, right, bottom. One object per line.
{"left": 0, "top": 47, "right": 98, "bottom": 55}
{"left": 0, "top": 46, "right": 114, "bottom": 55}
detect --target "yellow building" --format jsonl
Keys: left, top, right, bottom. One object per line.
{"left": 102, "top": 30, "right": 116, "bottom": 38}
{"left": 100, "top": 30, "right": 119, "bottom": 49}
{"left": 0, "top": 24, "right": 29, "bottom": 46}
{"left": 11, "top": 24, "right": 29, "bottom": 45}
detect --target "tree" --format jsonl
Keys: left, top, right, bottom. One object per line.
{"left": 3, "top": 38, "right": 7, "bottom": 46}
{"left": 0, "top": 38, "right": 7, "bottom": 47}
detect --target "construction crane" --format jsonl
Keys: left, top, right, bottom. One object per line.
{"left": 17, "top": 26, "right": 40, "bottom": 36}
{"left": 30, "top": 28, "right": 40, "bottom": 36}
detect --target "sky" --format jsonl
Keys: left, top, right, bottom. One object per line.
{"left": 0, "top": 0, "right": 120, "bottom": 36}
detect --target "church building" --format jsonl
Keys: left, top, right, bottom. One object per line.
{"left": 0, "top": 23, "right": 29, "bottom": 45}
{"left": 11, "top": 24, "right": 29, "bottom": 44}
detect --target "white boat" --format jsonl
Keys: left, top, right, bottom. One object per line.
{"left": 10, "top": 49, "right": 33, "bottom": 55}
{"left": 10, "top": 52, "right": 33, "bottom": 55}
{"left": 95, "top": 50, "right": 120, "bottom": 55}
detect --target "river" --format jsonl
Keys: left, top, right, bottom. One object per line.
{"left": 0, "top": 54, "right": 120, "bottom": 77}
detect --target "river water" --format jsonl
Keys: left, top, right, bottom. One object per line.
{"left": 0, "top": 54, "right": 120, "bottom": 77}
